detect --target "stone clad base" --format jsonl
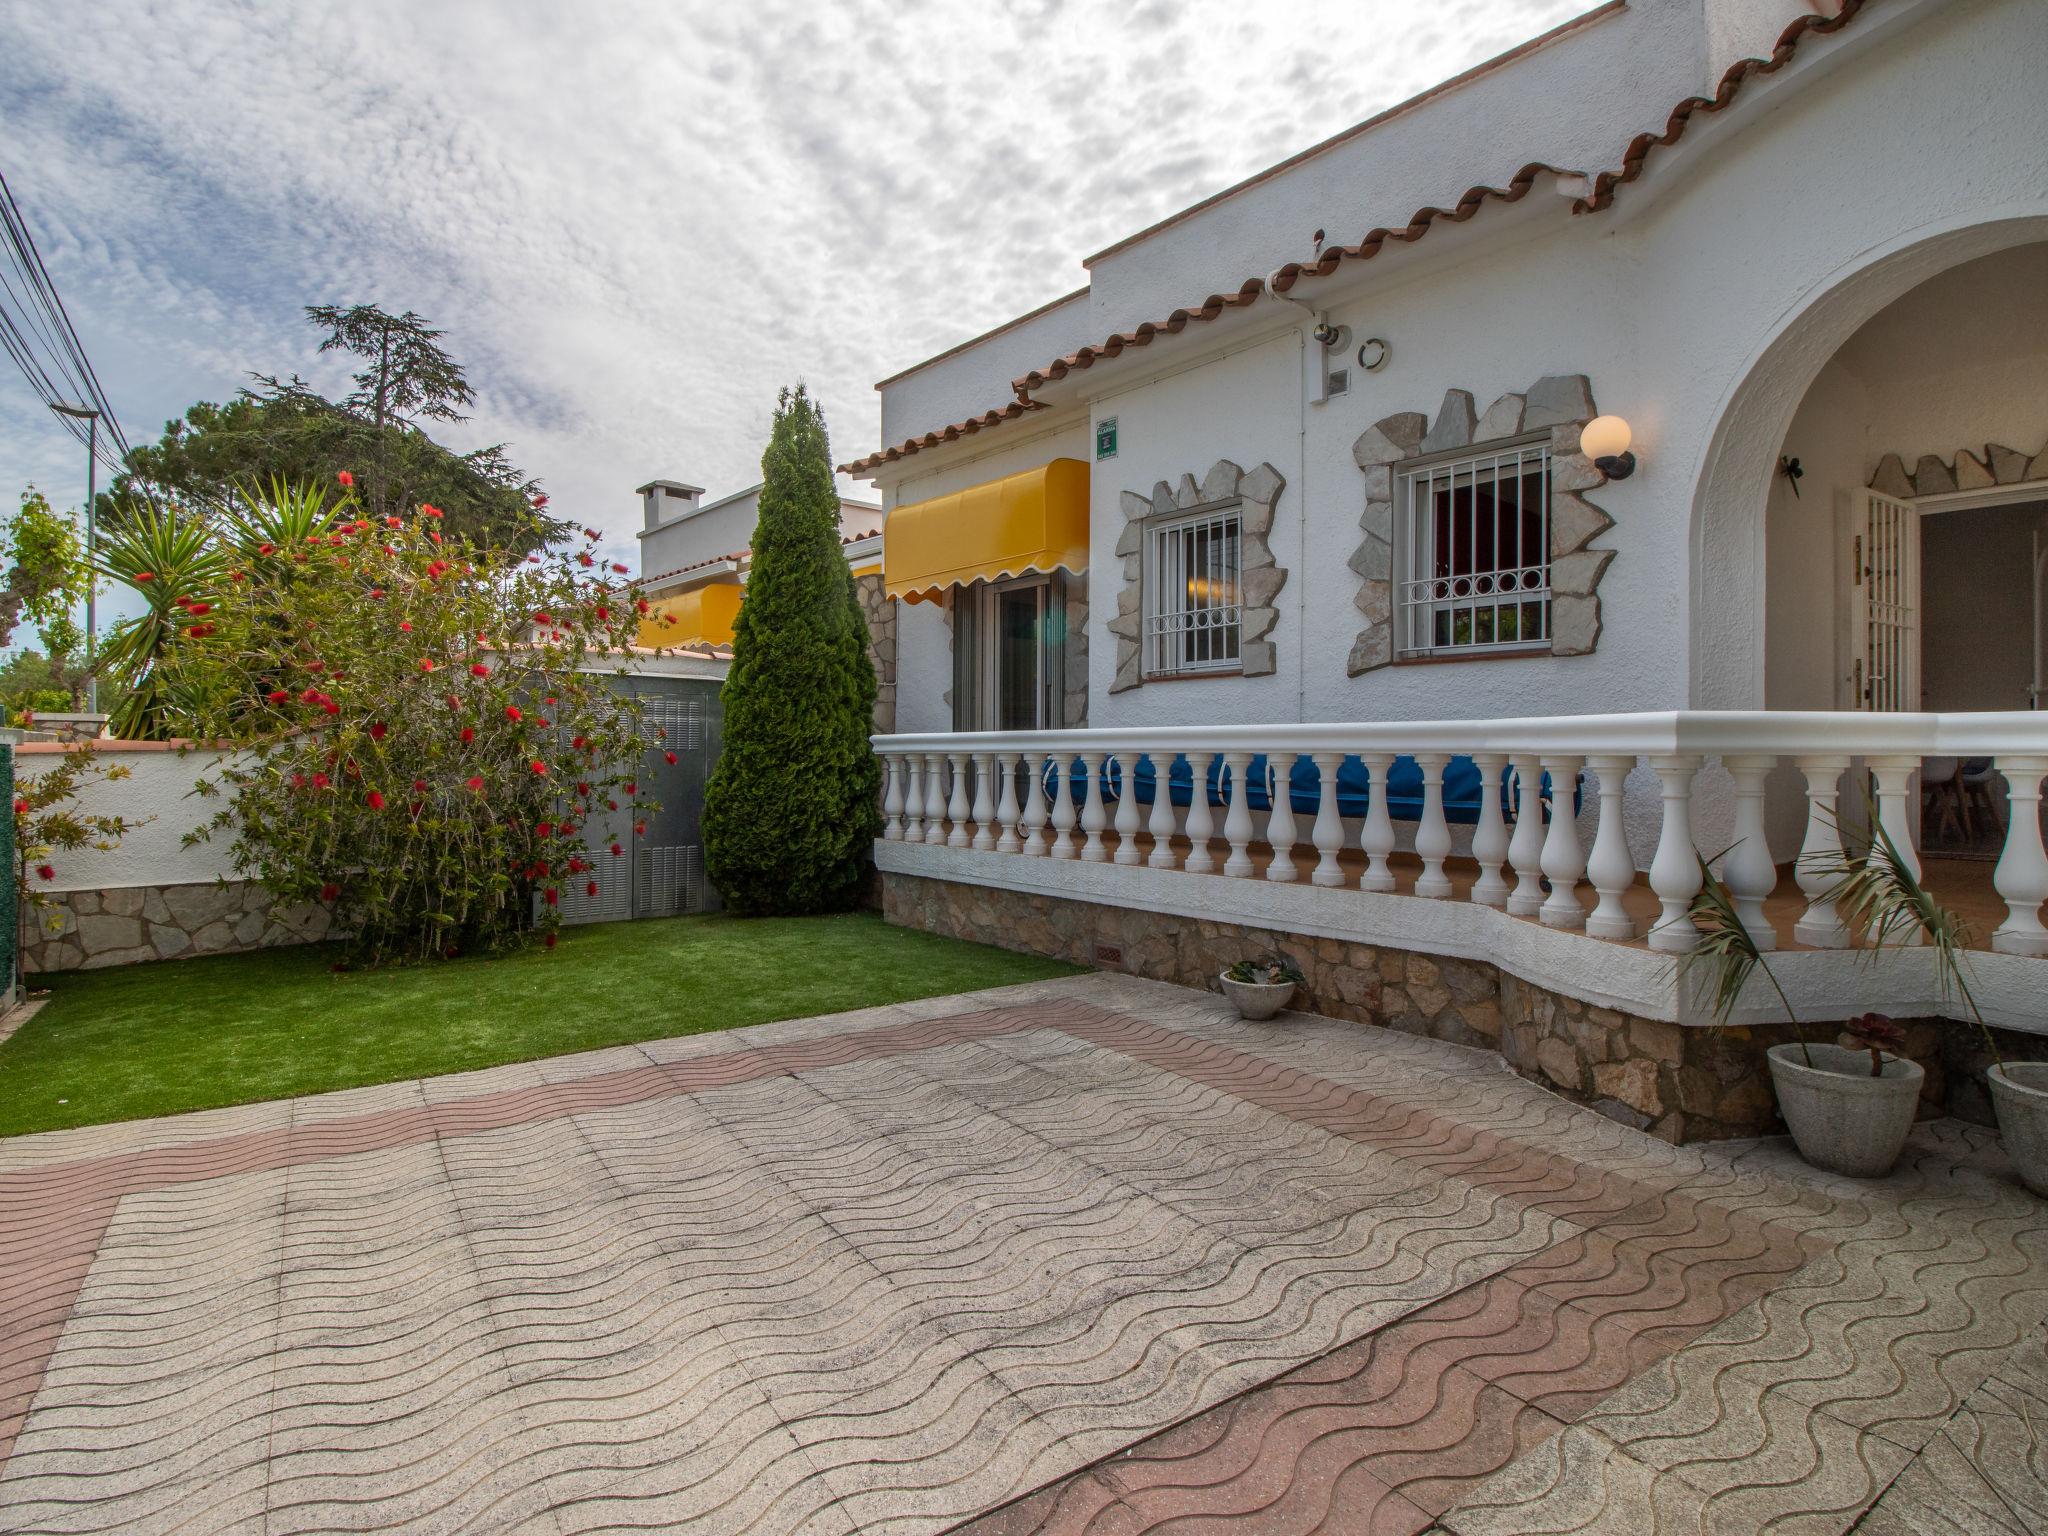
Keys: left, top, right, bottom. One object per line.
{"left": 882, "top": 871, "right": 1804, "bottom": 1144}
{"left": 22, "top": 881, "right": 332, "bottom": 975}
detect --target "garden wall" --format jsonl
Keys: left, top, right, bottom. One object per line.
{"left": 880, "top": 871, "right": 2042, "bottom": 1144}
{"left": 13, "top": 742, "right": 326, "bottom": 974}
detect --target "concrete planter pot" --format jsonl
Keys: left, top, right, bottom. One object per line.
{"left": 1987, "top": 1063, "right": 2048, "bottom": 1197}
{"left": 1767, "top": 1043, "right": 1923, "bottom": 1178}
{"left": 1219, "top": 974, "right": 1297, "bottom": 1022}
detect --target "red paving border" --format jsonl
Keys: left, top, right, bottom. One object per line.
{"left": 0, "top": 999, "right": 1826, "bottom": 1529}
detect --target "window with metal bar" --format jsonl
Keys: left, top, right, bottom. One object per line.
{"left": 1397, "top": 440, "right": 1550, "bottom": 657}
{"left": 1144, "top": 504, "right": 1242, "bottom": 677}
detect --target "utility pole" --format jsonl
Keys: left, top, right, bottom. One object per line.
{"left": 49, "top": 401, "right": 99, "bottom": 715}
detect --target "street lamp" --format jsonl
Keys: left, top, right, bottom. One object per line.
{"left": 48, "top": 401, "right": 99, "bottom": 715}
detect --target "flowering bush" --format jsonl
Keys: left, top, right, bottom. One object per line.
{"left": 166, "top": 477, "right": 658, "bottom": 965}
{"left": 12, "top": 745, "right": 148, "bottom": 936}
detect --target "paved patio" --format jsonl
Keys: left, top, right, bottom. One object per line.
{"left": 1, "top": 972, "right": 2042, "bottom": 1534}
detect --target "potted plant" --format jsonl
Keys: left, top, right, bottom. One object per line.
{"left": 1684, "top": 855, "right": 1922, "bottom": 1178}
{"left": 1219, "top": 957, "right": 1303, "bottom": 1021}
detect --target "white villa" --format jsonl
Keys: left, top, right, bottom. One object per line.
{"left": 844, "top": 0, "right": 2048, "bottom": 1142}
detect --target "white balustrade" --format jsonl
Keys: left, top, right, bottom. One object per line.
{"left": 1584, "top": 754, "right": 1637, "bottom": 940}
{"left": 1079, "top": 750, "right": 1109, "bottom": 863}
{"left": 970, "top": 752, "right": 997, "bottom": 852}
{"left": 1146, "top": 754, "right": 1179, "bottom": 869}
{"left": 1792, "top": 755, "right": 1850, "bottom": 947}
{"left": 1113, "top": 754, "right": 1144, "bottom": 866}
{"left": 1360, "top": 752, "right": 1397, "bottom": 893}
{"left": 1538, "top": 755, "right": 1587, "bottom": 929}
{"left": 1184, "top": 754, "right": 1217, "bottom": 874}
{"left": 1310, "top": 752, "right": 1345, "bottom": 888}
{"left": 1506, "top": 755, "right": 1546, "bottom": 917}
{"left": 1265, "top": 755, "right": 1299, "bottom": 883}
{"left": 865, "top": 712, "right": 2048, "bottom": 980}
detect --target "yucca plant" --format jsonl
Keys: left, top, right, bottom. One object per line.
{"left": 93, "top": 499, "right": 228, "bottom": 739}
{"left": 1679, "top": 849, "right": 1815, "bottom": 1065}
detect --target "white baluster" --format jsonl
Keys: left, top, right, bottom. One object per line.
{"left": 901, "top": 755, "right": 924, "bottom": 842}
{"left": 1359, "top": 752, "right": 1397, "bottom": 892}
{"left": 1184, "top": 753, "right": 1217, "bottom": 874}
{"left": 1992, "top": 755, "right": 2048, "bottom": 956}
{"left": 1113, "top": 753, "right": 1143, "bottom": 865}
{"left": 1506, "top": 755, "right": 1546, "bottom": 917}
{"left": 923, "top": 753, "right": 948, "bottom": 845}
{"left": 995, "top": 754, "right": 1022, "bottom": 855}
{"left": 1079, "top": 750, "right": 1109, "bottom": 862}
{"left": 946, "top": 751, "right": 972, "bottom": 848}
{"left": 1719, "top": 754, "right": 1778, "bottom": 949}
{"left": 1412, "top": 753, "right": 1452, "bottom": 898}
{"left": 1868, "top": 754, "right": 1922, "bottom": 943}
{"left": 1146, "top": 753, "right": 1180, "bottom": 869}
{"left": 1050, "top": 753, "right": 1078, "bottom": 859}
{"left": 1646, "top": 754, "right": 1702, "bottom": 952}
{"left": 882, "top": 755, "right": 904, "bottom": 841}
{"left": 1793, "top": 755, "right": 1850, "bottom": 948}
{"left": 1222, "top": 751, "right": 1255, "bottom": 877}
{"left": 1019, "top": 751, "right": 1048, "bottom": 857}
{"left": 1538, "top": 755, "right": 1587, "bottom": 929}
{"left": 1309, "top": 752, "right": 1345, "bottom": 888}
{"left": 1468, "top": 753, "right": 1510, "bottom": 908}
{"left": 969, "top": 751, "right": 997, "bottom": 851}
{"left": 1265, "top": 754, "right": 1299, "bottom": 883}
{"left": 1584, "top": 754, "right": 1637, "bottom": 940}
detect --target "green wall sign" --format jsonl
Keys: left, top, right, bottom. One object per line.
{"left": 1095, "top": 417, "right": 1118, "bottom": 460}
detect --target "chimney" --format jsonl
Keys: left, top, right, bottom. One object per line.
{"left": 636, "top": 479, "right": 705, "bottom": 534}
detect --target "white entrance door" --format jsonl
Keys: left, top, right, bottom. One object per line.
{"left": 1855, "top": 488, "right": 1921, "bottom": 711}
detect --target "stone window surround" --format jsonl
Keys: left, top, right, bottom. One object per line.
{"left": 1110, "top": 460, "right": 1287, "bottom": 693}
{"left": 1347, "top": 376, "right": 1614, "bottom": 676}
{"left": 1869, "top": 432, "right": 2048, "bottom": 498}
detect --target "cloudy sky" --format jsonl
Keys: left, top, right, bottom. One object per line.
{"left": 1, "top": 0, "right": 1578, "bottom": 575}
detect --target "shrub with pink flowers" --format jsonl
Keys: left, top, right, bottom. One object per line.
{"left": 166, "top": 476, "right": 658, "bottom": 965}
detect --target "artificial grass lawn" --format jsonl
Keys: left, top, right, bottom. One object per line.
{"left": 0, "top": 911, "right": 1082, "bottom": 1138}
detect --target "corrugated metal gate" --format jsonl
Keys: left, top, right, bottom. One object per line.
{"left": 553, "top": 674, "right": 722, "bottom": 925}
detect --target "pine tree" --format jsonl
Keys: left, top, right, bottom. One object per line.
{"left": 702, "top": 386, "right": 880, "bottom": 913}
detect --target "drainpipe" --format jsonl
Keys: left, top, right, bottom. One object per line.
{"left": 1267, "top": 272, "right": 1319, "bottom": 724}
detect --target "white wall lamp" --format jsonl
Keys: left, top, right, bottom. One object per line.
{"left": 1582, "top": 414, "right": 1636, "bottom": 480}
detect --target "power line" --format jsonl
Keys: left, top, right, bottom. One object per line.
{"left": 0, "top": 166, "right": 131, "bottom": 481}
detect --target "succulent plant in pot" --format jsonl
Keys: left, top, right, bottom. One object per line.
{"left": 1219, "top": 957, "right": 1304, "bottom": 1021}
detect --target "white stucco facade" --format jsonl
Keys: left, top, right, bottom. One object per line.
{"left": 853, "top": 0, "right": 2047, "bottom": 787}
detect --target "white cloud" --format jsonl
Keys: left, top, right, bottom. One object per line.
{"left": 0, "top": 0, "right": 1580, "bottom": 574}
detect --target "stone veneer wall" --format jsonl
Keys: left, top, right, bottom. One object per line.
{"left": 854, "top": 571, "right": 897, "bottom": 734}
{"left": 22, "top": 880, "right": 332, "bottom": 974}
{"left": 885, "top": 871, "right": 1830, "bottom": 1146}
{"left": 1869, "top": 431, "right": 2048, "bottom": 498}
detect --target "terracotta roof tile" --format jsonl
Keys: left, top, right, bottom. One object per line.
{"left": 640, "top": 527, "right": 883, "bottom": 588}
{"left": 844, "top": 0, "right": 1868, "bottom": 475}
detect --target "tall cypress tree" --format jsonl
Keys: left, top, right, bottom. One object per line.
{"left": 702, "top": 386, "right": 880, "bottom": 913}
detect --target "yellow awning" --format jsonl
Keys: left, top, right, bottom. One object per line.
{"left": 637, "top": 579, "right": 743, "bottom": 648}
{"left": 885, "top": 458, "right": 1089, "bottom": 604}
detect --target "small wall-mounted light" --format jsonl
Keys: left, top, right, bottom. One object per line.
{"left": 1311, "top": 319, "right": 1342, "bottom": 348}
{"left": 1581, "top": 414, "right": 1636, "bottom": 480}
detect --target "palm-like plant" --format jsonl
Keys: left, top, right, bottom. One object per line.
{"left": 1679, "top": 849, "right": 1814, "bottom": 1065}
{"left": 94, "top": 500, "right": 227, "bottom": 739}
{"left": 221, "top": 475, "right": 339, "bottom": 556}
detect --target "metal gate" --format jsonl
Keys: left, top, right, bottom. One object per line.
{"left": 552, "top": 673, "right": 722, "bottom": 925}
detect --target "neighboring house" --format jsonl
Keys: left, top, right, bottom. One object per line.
{"left": 633, "top": 477, "right": 895, "bottom": 727}
{"left": 845, "top": 0, "right": 2048, "bottom": 1142}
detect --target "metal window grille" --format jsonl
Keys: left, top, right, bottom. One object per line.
{"left": 1145, "top": 505, "right": 1242, "bottom": 676}
{"left": 1397, "top": 441, "right": 1551, "bottom": 656}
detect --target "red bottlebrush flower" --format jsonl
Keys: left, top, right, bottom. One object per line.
{"left": 544, "top": 931, "right": 558, "bottom": 949}
{"left": 571, "top": 735, "right": 586, "bottom": 750}
{"left": 311, "top": 772, "right": 330, "bottom": 789}
{"left": 11, "top": 797, "right": 24, "bottom": 815}
{"left": 267, "top": 689, "right": 290, "bottom": 705}
{"left": 369, "top": 587, "right": 385, "bottom": 600}
{"left": 185, "top": 623, "right": 215, "bottom": 638}
{"left": 321, "top": 699, "right": 340, "bottom": 716}
{"left": 385, "top": 515, "right": 402, "bottom": 529}
{"left": 634, "top": 821, "right": 646, "bottom": 836}
{"left": 465, "top": 775, "right": 485, "bottom": 793}
{"left": 366, "top": 790, "right": 386, "bottom": 810}
{"left": 625, "top": 781, "right": 637, "bottom": 795}
{"left": 412, "top": 778, "right": 428, "bottom": 793}
{"left": 299, "top": 687, "right": 320, "bottom": 704}
{"left": 533, "top": 492, "right": 549, "bottom": 508}
{"left": 422, "top": 504, "right": 444, "bottom": 520}
{"left": 258, "top": 542, "right": 276, "bottom": 556}
{"left": 585, "top": 880, "right": 598, "bottom": 897}
{"left": 533, "top": 610, "right": 552, "bottom": 625}
{"left": 664, "top": 751, "right": 677, "bottom": 765}
{"left": 447, "top": 694, "right": 462, "bottom": 711}
{"left": 290, "top": 772, "right": 306, "bottom": 789}
{"left": 607, "top": 799, "right": 618, "bottom": 812}
{"left": 428, "top": 529, "right": 442, "bottom": 544}
{"left": 536, "top": 821, "right": 555, "bottom": 838}
{"left": 609, "top": 842, "right": 623, "bottom": 857}
{"left": 530, "top": 760, "right": 547, "bottom": 776}
{"left": 612, "top": 562, "right": 629, "bottom": 575}
{"left": 369, "top": 722, "right": 388, "bottom": 741}
{"left": 337, "top": 470, "right": 354, "bottom": 487}
{"left": 321, "top": 881, "right": 341, "bottom": 901}
{"left": 327, "top": 534, "right": 344, "bottom": 547}
{"left": 134, "top": 570, "right": 155, "bottom": 582}
{"left": 505, "top": 704, "right": 523, "bottom": 722}
{"left": 594, "top": 605, "right": 610, "bottom": 621}
{"left": 187, "top": 601, "right": 212, "bottom": 615}
{"left": 568, "top": 856, "right": 584, "bottom": 873}
{"left": 576, "top": 781, "right": 590, "bottom": 796}
{"left": 584, "top": 526, "right": 598, "bottom": 541}
{"left": 460, "top": 726, "right": 475, "bottom": 743}
{"left": 544, "top": 888, "right": 559, "bottom": 906}
{"left": 306, "top": 660, "right": 326, "bottom": 673}
{"left": 559, "top": 821, "right": 578, "bottom": 838}
{"left": 229, "top": 570, "right": 245, "bottom": 582}
{"left": 577, "top": 553, "right": 594, "bottom": 567}
{"left": 545, "top": 695, "right": 557, "bottom": 706}
{"left": 470, "top": 662, "right": 489, "bottom": 677}
{"left": 35, "top": 864, "right": 53, "bottom": 882}
{"left": 535, "top": 716, "right": 551, "bottom": 729}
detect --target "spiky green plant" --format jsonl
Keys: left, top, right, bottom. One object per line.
{"left": 93, "top": 500, "right": 228, "bottom": 738}
{"left": 1679, "top": 849, "right": 1814, "bottom": 1065}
